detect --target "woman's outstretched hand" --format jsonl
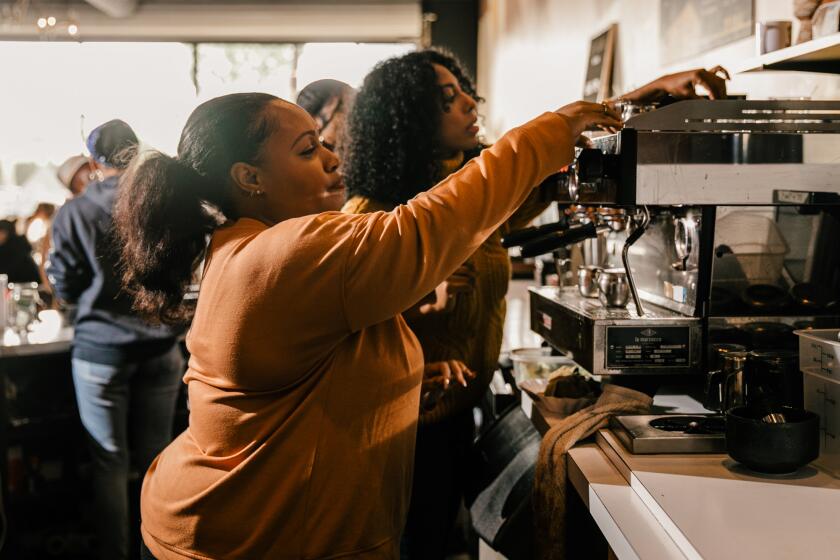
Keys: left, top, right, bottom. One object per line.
{"left": 619, "top": 66, "right": 730, "bottom": 103}
{"left": 555, "top": 101, "right": 624, "bottom": 138}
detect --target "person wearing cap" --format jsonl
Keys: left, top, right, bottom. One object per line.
{"left": 56, "top": 154, "right": 96, "bottom": 198}
{"left": 46, "top": 119, "right": 184, "bottom": 560}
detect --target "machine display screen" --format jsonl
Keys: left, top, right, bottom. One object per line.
{"left": 606, "top": 326, "right": 691, "bottom": 368}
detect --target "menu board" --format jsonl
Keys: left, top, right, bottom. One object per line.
{"left": 583, "top": 24, "right": 617, "bottom": 102}
{"left": 660, "top": 0, "right": 753, "bottom": 64}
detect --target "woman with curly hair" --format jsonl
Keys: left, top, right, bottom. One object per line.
{"left": 342, "top": 50, "right": 729, "bottom": 559}
{"left": 343, "top": 48, "right": 557, "bottom": 560}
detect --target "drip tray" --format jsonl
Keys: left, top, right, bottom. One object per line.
{"left": 610, "top": 414, "right": 726, "bottom": 454}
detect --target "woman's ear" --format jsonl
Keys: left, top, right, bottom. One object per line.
{"left": 230, "top": 162, "right": 264, "bottom": 197}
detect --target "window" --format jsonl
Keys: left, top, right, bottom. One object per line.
{"left": 295, "top": 42, "right": 414, "bottom": 89}
{"left": 195, "top": 43, "right": 297, "bottom": 102}
{"left": 0, "top": 41, "right": 196, "bottom": 212}
{"left": 0, "top": 40, "right": 414, "bottom": 217}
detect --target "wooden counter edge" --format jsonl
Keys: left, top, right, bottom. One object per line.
{"left": 568, "top": 444, "right": 630, "bottom": 507}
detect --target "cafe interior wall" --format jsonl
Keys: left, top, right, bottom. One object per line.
{"left": 477, "top": 0, "right": 840, "bottom": 140}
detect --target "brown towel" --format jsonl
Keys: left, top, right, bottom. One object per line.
{"left": 533, "top": 384, "right": 652, "bottom": 560}
{"left": 521, "top": 374, "right": 600, "bottom": 426}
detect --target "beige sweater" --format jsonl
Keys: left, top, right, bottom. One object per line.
{"left": 140, "top": 112, "right": 574, "bottom": 560}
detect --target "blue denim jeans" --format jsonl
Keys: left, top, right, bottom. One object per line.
{"left": 72, "top": 345, "right": 184, "bottom": 560}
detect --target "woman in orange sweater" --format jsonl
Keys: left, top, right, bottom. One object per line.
{"left": 114, "top": 92, "right": 621, "bottom": 559}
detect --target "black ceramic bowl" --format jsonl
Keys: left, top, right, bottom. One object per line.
{"left": 725, "top": 406, "right": 819, "bottom": 474}
{"left": 740, "top": 321, "right": 795, "bottom": 350}
{"left": 742, "top": 283, "right": 791, "bottom": 310}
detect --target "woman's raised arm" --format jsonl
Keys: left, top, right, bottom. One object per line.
{"left": 340, "top": 102, "right": 620, "bottom": 331}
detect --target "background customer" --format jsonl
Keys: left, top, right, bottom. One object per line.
{"left": 296, "top": 78, "right": 356, "bottom": 159}
{"left": 47, "top": 119, "right": 183, "bottom": 560}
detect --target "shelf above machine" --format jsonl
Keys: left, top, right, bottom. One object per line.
{"left": 736, "top": 33, "right": 840, "bottom": 74}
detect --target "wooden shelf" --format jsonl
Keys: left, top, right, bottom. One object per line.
{"left": 737, "top": 32, "right": 840, "bottom": 74}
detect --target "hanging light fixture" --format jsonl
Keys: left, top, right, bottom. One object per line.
{"left": 35, "top": 12, "right": 81, "bottom": 38}
{"left": 1, "top": 0, "right": 80, "bottom": 38}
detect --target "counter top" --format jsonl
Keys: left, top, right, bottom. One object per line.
{"left": 568, "top": 444, "right": 686, "bottom": 560}
{"left": 598, "top": 429, "right": 840, "bottom": 560}
{"left": 567, "top": 429, "right": 840, "bottom": 560}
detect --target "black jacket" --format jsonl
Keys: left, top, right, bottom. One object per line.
{"left": 47, "top": 175, "right": 176, "bottom": 365}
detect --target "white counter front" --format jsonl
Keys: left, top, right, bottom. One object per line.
{"left": 568, "top": 430, "right": 840, "bottom": 560}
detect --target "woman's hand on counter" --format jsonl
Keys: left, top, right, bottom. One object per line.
{"left": 420, "top": 360, "right": 473, "bottom": 411}
{"left": 619, "top": 66, "right": 731, "bottom": 102}
{"left": 422, "top": 359, "right": 476, "bottom": 391}
{"left": 419, "top": 361, "right": 475, "bottom": 411}
{"left": 555, "top": 101, "right": 623, "bottom": 138}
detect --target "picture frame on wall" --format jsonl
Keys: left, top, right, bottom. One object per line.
{"left": 583, "top": 23, "right": 617, "bottom": 102}
{"left": 660, "top": 0, "right": 753, "bottom": 64}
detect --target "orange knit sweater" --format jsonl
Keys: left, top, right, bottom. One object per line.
{"left": 140, "top": 112, "right": 573, "bottom": 560}
{"left": 342, "top": 164, "right": 552, "bottom": 425}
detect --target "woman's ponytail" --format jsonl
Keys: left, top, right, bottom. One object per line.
{"left": 114, "top": 151, "right": 221, "bottom": 325}
{"left": 113, "top": 92, "right": 279, "bottom": 325}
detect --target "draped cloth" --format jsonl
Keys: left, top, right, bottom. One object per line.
{"left": 533, "top": 384, "right": 652, "bottom": 560}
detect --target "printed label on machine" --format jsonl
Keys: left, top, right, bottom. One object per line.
{"left": 606, "top": 326, "right": 691, "bottom": 368}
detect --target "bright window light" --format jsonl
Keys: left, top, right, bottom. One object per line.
{"left": 0, "top": 41, "right": 196, "bottom": 214}
{"left": 295, "top": 42, "right": 415, "bottom": 90}
{"left": 0, "top": 40, "right": 414, "bottom": 218}
{"left": 195, "top": 43, "right": 297, "bottom": 102}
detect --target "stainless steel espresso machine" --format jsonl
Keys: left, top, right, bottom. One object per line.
{"left": 508, "top": 100, "right": 840, "bottom": 389}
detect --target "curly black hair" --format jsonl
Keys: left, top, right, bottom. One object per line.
{"left": 343, "top": 49, "right": 483, "bottom": 206}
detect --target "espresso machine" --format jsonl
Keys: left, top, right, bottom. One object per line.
{"left": 508, "top": 100, "right": 840, "bottom": 386}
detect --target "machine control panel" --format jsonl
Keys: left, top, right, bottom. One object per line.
{"left": 605, "top": 326, "right": 691, "bottom": 368}
{"left": 529, "top": 287, "right": 701, "bottom": 376}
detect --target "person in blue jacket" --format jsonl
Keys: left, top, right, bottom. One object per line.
{"left": 47, "top": 119, "right": 184, "bottom": 560}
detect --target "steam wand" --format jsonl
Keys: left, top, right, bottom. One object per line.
{"left": 622, "top": 206, "right": 650, "bottom": 317}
